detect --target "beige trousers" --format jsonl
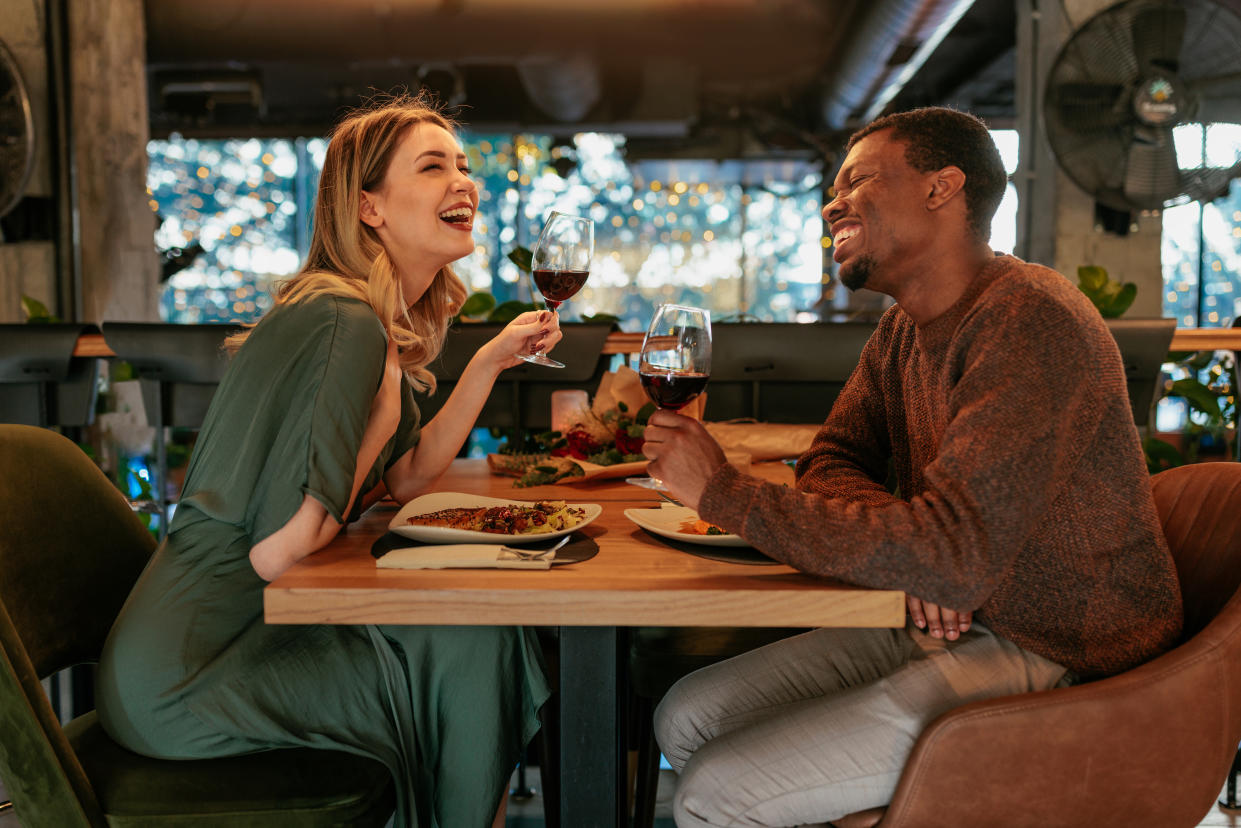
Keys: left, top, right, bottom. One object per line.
{"left": 654, "top": 621, "right": 1071, "bottom": 827}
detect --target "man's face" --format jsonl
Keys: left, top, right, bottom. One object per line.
{"left": 823, "top": 130, "right": 937, "bottom": 294}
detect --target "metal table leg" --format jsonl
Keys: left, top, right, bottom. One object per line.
{"left": 559, "top": 626, "right": 626, "bottom": 828}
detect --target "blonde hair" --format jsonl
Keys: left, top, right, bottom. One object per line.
{"left": 225, "top": 92, "right": 468, "bottom": 393}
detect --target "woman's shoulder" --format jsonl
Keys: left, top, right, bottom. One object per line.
{"left": 258, "top": 292, "right": 385, "bottom": 344}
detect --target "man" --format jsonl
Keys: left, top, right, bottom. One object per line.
{"left": 642, "top": 107, "right": 1183, "bottom": 828}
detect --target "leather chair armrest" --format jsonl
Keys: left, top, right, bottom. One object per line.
{"left": 880, "top": 650, "right": 1235, "bottom": 828}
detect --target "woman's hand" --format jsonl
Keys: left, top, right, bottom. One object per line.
{"left": 474, "top": 310, "right": 562, "bottom": 374}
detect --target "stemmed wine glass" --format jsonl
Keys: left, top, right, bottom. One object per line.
{"left": 627, "top": 303, "right": 712, "bottom": 490}
{"left": 519, "top": 211, "right": 594, "bottom": 368}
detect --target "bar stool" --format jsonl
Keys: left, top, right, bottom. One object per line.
{"left": 0, "top": 323, "right": 100, "bottom": 430}
{"left": 102, "top": 322, "right": 240, "bottom": 538}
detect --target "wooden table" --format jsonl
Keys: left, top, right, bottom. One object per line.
{"left": 70, "top": 327, "right": 1241, "bottom": 360}
{"left": 265, "top": 459, "right": 905, "bottom": 827}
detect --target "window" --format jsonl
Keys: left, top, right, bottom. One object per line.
{"left": 1160, "top": 123, "right": 1241, "bottom": 328}
{"left": 149, "top": 132, "right": 824, "bottom": 329}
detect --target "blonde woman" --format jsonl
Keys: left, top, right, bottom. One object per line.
{"left": 98, "top": 95, "right": 557, "bottom": 828}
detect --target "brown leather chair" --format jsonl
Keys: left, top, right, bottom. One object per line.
{"left": 835, "top": 460, "right": 1241, "bottom": 828}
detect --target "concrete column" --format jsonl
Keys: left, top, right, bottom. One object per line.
{"left": 0, "top": 0, "right": 56, "bottom": 322}
{"left": 1014, "top": 0, "right": 1165, "bottom": 317}
{"left": 70, "top": 0, "right": 160, "bottom": 323}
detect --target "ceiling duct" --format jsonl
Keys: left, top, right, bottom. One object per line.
{"left": 516, "top": 54, "right": 602, "bottom": 123}
{"left": 821, "top": 0, "right": 978, "bottom": 130}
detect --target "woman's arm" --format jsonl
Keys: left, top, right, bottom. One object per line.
{"left": 384, "top": 311, "right": 559, "bottom": 503}
{"left": 249, "top": 338, "right": 404, "bottom": 581}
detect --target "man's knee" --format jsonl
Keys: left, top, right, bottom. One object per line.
{"left": 654, "top": 675, "right": 699, "bottom": 771}
{"left": 672, "top": 748, "right": 736, "bottom": 828}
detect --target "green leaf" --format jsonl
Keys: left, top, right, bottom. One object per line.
{"left": 635, "top": 401, "right": 656, "bottom": 424}
{"left": 1184, "top": 351, "right": 1214, "bottom": 371}
{"left": 1077, "top": 265, "right": 1108, "bottom": 292}
{"left": 581, "top": 313, "right": 620, "bottom": 324}
{"left": 487, "top": 300, "right": 539, "bottom": 323}
{"left": 1143, "top": 436, "right": 1183, "bottom": 474}
{"left": 21, "top": 295, "right": 60, "bottom": 323}
{"left": 507, "top": 246, "right": 534, "bottom": 273}
{"left": 1167, "top": 378, "right": 1224, "bottom": 424}
{"left": 112, "top": 360, "right": 136, "bottom": 382}
{"left": 458, "top": 292, "right": 497, "bottom": 318}
{"left": 1100, "top": 282, "right": 1137, "bottom": 318}
{"left": 588, "top": 448, "right": 624, "bottom": 466}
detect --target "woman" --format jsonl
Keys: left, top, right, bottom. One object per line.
{"left": 97, "top": 95, "right": 556, "bottom": 828}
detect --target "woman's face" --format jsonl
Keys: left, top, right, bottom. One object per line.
{"left": 360, "top": 123, "right": 479, "bottom": 299}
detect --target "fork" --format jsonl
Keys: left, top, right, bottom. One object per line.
{"left": 656, "top": 490, "right": 684, "bottom": 507}
{"left": 500, "top": 534, "right": 572, "bottom": 561}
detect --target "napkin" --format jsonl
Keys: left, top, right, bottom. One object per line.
{"left": 376, "top": 544, "right": 553, "bottom": 570}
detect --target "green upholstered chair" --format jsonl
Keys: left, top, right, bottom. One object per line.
{"left": 0, "top": 424, "right": 395, "bottom": 827}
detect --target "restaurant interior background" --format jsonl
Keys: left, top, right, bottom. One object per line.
{"left": 3, "top": 1, "right": 1241, "bottom": 826}
{"left": 2, "top": 0, "right": 1240, "bottom": 453}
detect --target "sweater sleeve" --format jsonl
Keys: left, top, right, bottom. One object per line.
{"left": 793, "top": 311, "right": 900, "bottom": 506}
{"left": 698, "top": 288, "right": 1115, "bottom": 610}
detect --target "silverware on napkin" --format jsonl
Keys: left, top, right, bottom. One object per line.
{"left": 498, "top": 535, "right": 572, "bottom": 561}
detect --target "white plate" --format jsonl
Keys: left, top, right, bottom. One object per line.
{"left": 389, "top": 492, "right": 601, "bottom": 544}
{"left": 623, "top": 504, "right": 751, "bottom": 547}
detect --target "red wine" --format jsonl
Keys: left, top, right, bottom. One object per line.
{"left": 533, "top": 268, "right": 589, "bottom": 310}
{"left": 640, "top": 371, "right": 709, "bottom": 411}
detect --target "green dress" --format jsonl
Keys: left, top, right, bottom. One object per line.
{"left": 97, "top": 294, "right": 550, "bottom": 828}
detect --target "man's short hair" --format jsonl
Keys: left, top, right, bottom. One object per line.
{"left": 848, "top": 107, "right": 1007, "bottom": 242}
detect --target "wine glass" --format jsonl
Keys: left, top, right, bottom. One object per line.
{"left": 627, "top": 304, "right": 712, "bottom": 490}
{"left": 519, "top": 211, "right": 594, "bottom": 368}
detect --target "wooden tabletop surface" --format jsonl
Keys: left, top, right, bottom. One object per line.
{"left": 264, "top": 459, "right": 906, "bottom": 629}
{"left": 72, "top": 327, "right": 1241, "bottom": 360}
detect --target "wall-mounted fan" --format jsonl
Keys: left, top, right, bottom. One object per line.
{"left": 0, "top": 37, "right": 35, "bottom": 221}
{"left": 1044, "top": 0, "right": 1241, "bottom": 212}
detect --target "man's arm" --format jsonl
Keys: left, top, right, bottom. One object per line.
{"left": 794, "top": 320, "right": 900, "bottom": 505}
{"left": 650, "top": 294, "right": 1106, "bottom": 612}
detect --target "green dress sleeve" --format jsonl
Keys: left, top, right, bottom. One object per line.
{"left": 174, "top": 294, "right": 414, "bottom": 546}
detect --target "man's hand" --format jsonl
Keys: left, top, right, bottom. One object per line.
{"left": 641, "top": 409, "right": 728, "bottom": 511}
{"left": 906, "top": 595, "right": 972, "bottom": 641}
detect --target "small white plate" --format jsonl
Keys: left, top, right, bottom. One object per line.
{"left": 623, "top": 503, "right": 751, "bottom": 547}
{"left": 390, "top": 492, "right": 601, "bottom": 544}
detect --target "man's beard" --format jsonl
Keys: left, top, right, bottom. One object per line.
{"left": 839, "top": 254, "right": 876, "bottom": 291}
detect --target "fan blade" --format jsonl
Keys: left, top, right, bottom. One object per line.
{"left": 1050, "top": 82, "right": 1130, "bottom": 131}
{"left": 1197, "top": 93, "right": 1241, "bottom": 125}
{"left": 1130, "top": 1, "right": 1187, "bottom": 71}
{"left": 1189, "top": 71, "right": 1241, "bottom": 123}
{"left": 1124, "top": 128, "right": 1182, "bottom": 207}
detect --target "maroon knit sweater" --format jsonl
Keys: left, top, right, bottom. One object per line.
{"left": 699, "top": 255, "right": 1183, "bottom": 679}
